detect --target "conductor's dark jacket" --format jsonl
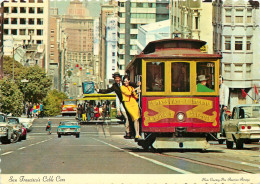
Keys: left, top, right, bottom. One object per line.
{"left": 98, "top": 82, "right": 137, "bottom": 103}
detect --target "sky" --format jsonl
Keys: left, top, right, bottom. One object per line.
{"left": 50, "top": 0, "right": 103, "bottom": 18}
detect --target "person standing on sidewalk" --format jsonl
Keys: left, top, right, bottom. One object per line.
{"left": 219, "top": 75, "right": 229, "bottom": 134}
{"left": 46, "top": 119, "right": 52, "bottom": 135}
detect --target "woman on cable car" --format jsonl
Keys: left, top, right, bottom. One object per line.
{"left": 121, "top": 75, "right": 143, "bottom": 140}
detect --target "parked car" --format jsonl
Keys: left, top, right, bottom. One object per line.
{"left": 57, "top": 121, "right": 80, "bottom": 138}
{"left": 223, "top": 104, "right": 260, "bottom": 149}
{"left": 7, "top": 117, "right": 23, "bottom": 142}
{"left": 19, "top": 117, "right": 34, "bottom": 132}
{"left": 0, "top": 112, "right": 15, "bottom": 144}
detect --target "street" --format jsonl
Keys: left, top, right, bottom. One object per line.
{"left": 1, "top": 117, "right": 259, "bottom": 175}
{"left": 1, "top": 118, "right": 260, "bottom": 183}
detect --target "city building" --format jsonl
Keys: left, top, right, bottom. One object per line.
{"left": 0, "top": 1, "right": 4, "bottom": 78}
{"left": 106, "top": 16, "right": 118, "bottom": 84}
{"left": 49, "top": 8, "right": 60, "bottom": 90}
{"left": 61, "top": 0, "right": 94, "bottom": 98}
{"left": 117, "top": 0, "right": 169, "bottom": 75}
{"left": 3, "top": 0, "right": 49, "bottom": 70}
{"left": 213, "top": 0, "right": 260, "bottom": 109}
{"left": 170, "top": 0, "right": 214, "bottom": 54}
{"left": 136, "top": 19, "right": 170, "bottom": 54}
{"left": 99, "top": 2, "right": 117, "bottom": 88}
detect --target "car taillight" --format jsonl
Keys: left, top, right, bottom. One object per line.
{"left": 247, "top": 126, "right": 251, "bottom": 129}
{"left": 241, "top": 125, "right": 245, "bottom": 129}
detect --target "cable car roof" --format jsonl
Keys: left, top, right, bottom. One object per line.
{"left": 127, "top": 38, "right": 222, "bottom": 70}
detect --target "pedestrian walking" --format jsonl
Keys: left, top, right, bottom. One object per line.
{"left": 46, "top": 119, "right": 52, "bottom": 135}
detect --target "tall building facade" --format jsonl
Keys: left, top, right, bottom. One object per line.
{"left": 106, "top": 16, "right": 118, "bottom": 84}
{"left": 213, "top": 0, "right": 260, "bottom": 109}
{"left": 61, "top": 1, "right": 94, "bottom": 98}
{"left": 99, "top": 3, "right": 117, "bottom": 88}
{"left": 117, "top": 0, "right": 169, "bottom": 75}
{"left": 171, "top": 0, "right": 214, "bottom": 54}
{"left": 49, "top": 8, "right": 60, "bottom": 90}
{"left": 3, "top": 0, "right": 49, "bottom": 70}
{"left": 0, "top": 1, "right": 4, "bottom": 78}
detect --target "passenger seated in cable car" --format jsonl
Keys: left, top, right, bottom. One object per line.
{"left": 197, "top": 75, "right": 214, "bottom": 92}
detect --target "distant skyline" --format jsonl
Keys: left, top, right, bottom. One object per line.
{"left": 50, "top": 0, "right": 103, "bottom": 18}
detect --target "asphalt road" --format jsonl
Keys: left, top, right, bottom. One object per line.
{"left": 1, "top": 117, "right": 260, "bottom": 175}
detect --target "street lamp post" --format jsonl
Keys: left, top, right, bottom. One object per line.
{"left": 21, "top": 79, "right": 29, "bottom": 115}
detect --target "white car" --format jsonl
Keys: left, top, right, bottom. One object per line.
{"left": 223, "top": 104, "right": 260, "bottom": 149}
{"left": 19, "top": 117, "right": 34, "bottom": 132}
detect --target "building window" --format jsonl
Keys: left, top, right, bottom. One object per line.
{"left": 4, "top": 7, "right": 9, "bottom": 13}
{"left": 235, "top": 37, "right": 243, "bottom": 50}
{"left": 11, "top": 29, "right": 17, "bottom": 35}
{"left": 19, "top": 18, "right": 26, "bottom": 25}
{"left": 51, "top": 29, "right": 55, "bottom": 34}
{"left": 112, "top": 52, "right": 115, "bottom": 56}
{"left": 112, "top": 66, "right": 115, "bottom": 71}
{"left": 118, "top": 12, "right": 125, "bottom": 18}
{"left": 119, "top": 33, "right": 125, "bottom": 39}
{"left": 136, "top": 3, "right": 143, "bottom": 8}
{"left": 3, "top": 29, "right": 8, "bottom": 35}
{"left": 20, "top": 7, "right": 26, "bottom": 13}
{"left": 235, "top": 16, "right": 243, "bottom": 23}
{"left": 36, "top": 40, "right": 42, "bottom": 44}
{"left": 20, "top": 29, "right": 26, "bottom": 35}
{"left": 112, "top": 59, "right": 116, "bottom": 64}
{"left": 225, "top": 16, "right": 231, "bottom": 23}
{"left": 4, "top": 18, "right": 9, "bottom": 24}
{"left": 38, "top": 0, "right": 43, "bottom": 2}
{"left": 37, "top": 29, "right": 43, "bottom": 36}
{"left": 20, "top": 0, "right": 26, "bottom": 3}
{"left": 11, "top": 18, "right": 17, "bottom": 24}
{"left": 119, "top": 2, "right": 125, "bottom": 7}
{"left": 11, "top": 7, "right": 18, "bottom": 13}
{"left": 119, "top": 55, "right": 124, "bottom": 59}
{"left": 224, "top": 64, "right": 231, "bottom": 72}
{"left": 29, "top": 0, "right": 35, "bottom": 3}
{"left": 28, "top": 18, "right": 34, "bottom": 25}
{"left": 131, "top": 24, "right": 138, "bottom": 29}
{"left": 130, "top": 34, "right": 137, "bottom": 39}
{"left": 28, "top": 29, "right": 34, "bottom": 35}
{"left": 195, "top": 17, "right": 199, "bottom": 29}
{"left": 37, "top": 7, "right": 44, "bottom": 14}
{"left": 29, "top": 7, "right": 35, "bottom": 13}
{"left": 37, "top": 18, "right": 43, "bottom": 25}
{"left": 224, "top": 37, "right": 231, "bottom": 50}
{"left": 119, "top": 44, "right": 124, "bottom": 49}
{"left": 246, "top": 37, "right": 252, "bottom": 51}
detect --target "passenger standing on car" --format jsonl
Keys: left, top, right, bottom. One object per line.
{"left": 46, "top": 119, "right": 52, "bottom": 135}
{"left": 219, "top": 75, "right": 229, "bottom": 133}
{"left": 95, "top": 72, "right": 141, "bottom": 139}
{"left": 77, "top": 104, "right": 82, "bottom": 121}
{"left": 121, "top": 75, "right": 143, "bottom": 140}
{"left": 82, "top": 104, "right": 87, "bottom": 122}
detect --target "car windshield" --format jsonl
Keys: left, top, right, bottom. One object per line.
{"left": 63, "top": 101, "right": 77, "bottom": 105}
{"left": 8, "top": 119, "right": 18, "bottom": 123}
{"left": 60, "top": 122, "right": 78, "bottom": 126}
{"left": 239, "top": 106, "right": 260, "bottom": 119}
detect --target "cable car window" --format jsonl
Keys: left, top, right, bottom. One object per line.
{"left": 146, "top": 62, "right": 165, "bottom": 92}
{"left": 171, "top": 62, "right": 190, "bottom": 92}
{"left": 196, "top": 62, "right": 215, "bottom": 92}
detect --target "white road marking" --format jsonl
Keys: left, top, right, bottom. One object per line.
{"left": 18, "top": 147, "right": 26, "bottom": 150}
{"left": 222, "top": 159, "right": 260, "bottom": 168}
{"left": 1, "top": 151, "right": 13, "bottom": 156}
{"left": 92, "top": 138, "right": 193, "bottom": 174}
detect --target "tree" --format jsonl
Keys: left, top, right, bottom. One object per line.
{"left": 18, "top": 65, "right": 52, "bottom": 104}
{"left": 0, "top": 78, "right": 24, "bottom": 116}
{"left": 43, "top": 89, "right": 68, "bottom": 116}
{"left": 3, "top": 56, "right": 24, "bottom": 80}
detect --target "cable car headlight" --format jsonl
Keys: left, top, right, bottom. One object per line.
{"left": 177, "top": 112, "right": 185, "bottom": 122}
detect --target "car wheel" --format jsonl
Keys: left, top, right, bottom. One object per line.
{"left": 11, "top": 132, "right": 20, "bottom": 143}
{"left": 58, "top": 134, "right": 61, "bottom": 138}
{"left": 236, "top": 140, "right": 244, "bottom": 149}
{"left": 76, "top": 134, "right": 80, "bottom": 138}
{"left": 226, "top": 140, "right": 234, "bottom": 149}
